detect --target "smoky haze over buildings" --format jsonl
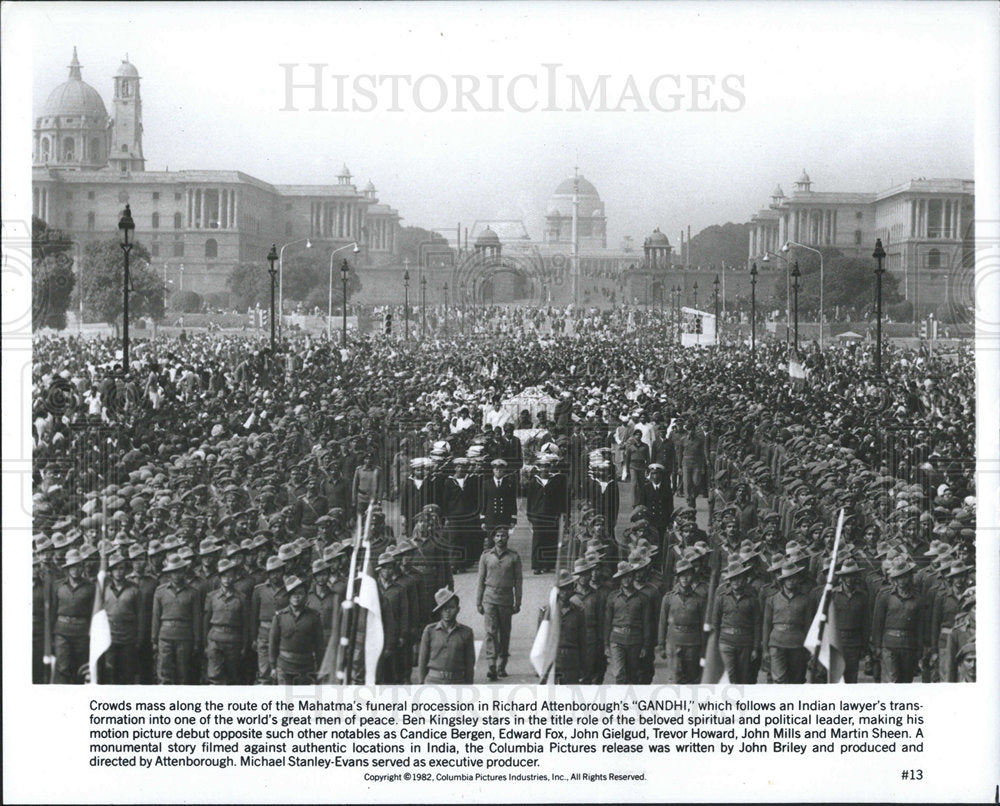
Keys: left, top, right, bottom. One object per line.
{"left": 24, "top": 2, "right": 976, "bottom": 246}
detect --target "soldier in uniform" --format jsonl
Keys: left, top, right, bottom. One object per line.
{"left": 418, "top": 588, "right": 476, "bottom": 685}
{"left": 250, "top": 555, "right": 288, "bottom": 684}
{"left": 393, "top": 539, "right": 422, "bottom": 682}
{"left": 49, "top": 548, "right": 95, "bottom": 684}
{"left": 441, "top": 457, "right": 482, "bottom": 571}
{"left": 400, "top": 458, "right": 436, "bottom": 536}
{"left": 202, "top": 557, "right": 249, "bottom": 685}
{"left": 136, "top": 539, "right": 167, "bottom": 684}
{"left": 476, "top": 526, "right": 523, "bottom": 681}
{"left": 711, "top": 558, "right": 762, "bottom": 684}
{"left": 762, "top": 559, "right": 817, "bottom": 684}
{"left": 151, "top": 552, "right": 203, "bottom": 685}
{"left": 634, "top": 463, "right": 673, "bottom": 551}
{"left": 871, "top": 555, "right": 929, "bottom": 683}
{"left": 585, "top": 459, "right": 620, "bottom": 549}
{"left": 629, "top": 547, "right": 661, "bottom": 684}
{"left": 480, "top": 458, "right": 518, "bottom": 540}
{"left": 375, "top": 547, "right": 409, "bottom": 684}
{"left": 537, "top": 570, "right": 587, "bottom": 684}
{"left": 604, "top": 561, "right": 653, "bottom": 684}
{"left": 571, "top": 554, "right": 606, "bottom": 684}
{"left": 658, "top": 555, "right": 708, "bottom": 684}
{"left": 829, "top": 558, "right": 871, "bottom": 683}
{"left": 102, "top": 551, "right": 141, "bottom": 684}
{"left": 526, "top": 454, "right": 569, "bottom": 574}
{"left": 306, "top": 557, "right": 337, "bottom": 656}
{"left": 269, "top": 576, "right": 324, "bottom": 685}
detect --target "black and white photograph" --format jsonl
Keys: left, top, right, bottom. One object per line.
{"left": 3, "top": 1, "right": 998, "bottom": 802}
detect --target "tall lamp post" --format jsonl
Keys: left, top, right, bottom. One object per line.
{"left": 760, "top": 250, "right": 790, "bottom": 346}
{"left": 791, "top": 260, "right": 801, "bottom": 350}
{"left": 118, "top": 204, "right": 134, "bottom": 375}
{"left": 873, "top": 238, "right": 886, "bottom": 375}
{"left": 692, "top": 280, "right": 698, "bottom": 310}
{"left": 340, "top": 259, "right": 351, "bottom": 346}
{"left": 420, "top": 274, "right": 427, "bottom": 337}
{"left": 460, "top": 280, "right": 466, "bottom": 333}
{"left": 750, "top": 261, "right": 758, "bottom": 354}
{"left": 403, "top": 268, "right": 410, "bottom": 341}
{"left": 266, "top": 244, "right": 278, "bottom": 352}
{"left": 327, "top": 243, "right": 360, "bottom": 339}
{"left": 783, "top": 240, "right": 825, "bottom": 348}
{"left": 713, "top": 274, "right": 720, "bottom": 345}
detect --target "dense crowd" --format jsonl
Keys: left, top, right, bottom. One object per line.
{"left": 31, "top": 305, "right": 976, "bottom": 685}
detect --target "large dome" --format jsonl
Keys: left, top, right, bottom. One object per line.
{"left": 42, "top": 49, "right": 108, "bottom": 119}
{"left": 552, "top": 175, "right": 600, "bottom": 198}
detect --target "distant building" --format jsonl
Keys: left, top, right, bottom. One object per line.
{"left": 747, "top": 171, "right": 974, "bottom": 315}
{"left": 32, "top": 50, "right": 402, "bottom": 298}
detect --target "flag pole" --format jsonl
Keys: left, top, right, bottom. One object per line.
{"left": 806, "top": 508, "right": 844, "bottom": 681}
{"left": 337, "top": 505, "right": 368, "bottom": 684}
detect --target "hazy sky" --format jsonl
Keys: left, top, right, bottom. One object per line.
{"left": 16, "top": 1, "right": 985, "bottom": 248}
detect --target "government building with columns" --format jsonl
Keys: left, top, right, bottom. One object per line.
{"left": 747, "top": 171, "right": 974, "bottom": 316}
{"left": 32, "top": 50, "right": 402, "bottom": 299}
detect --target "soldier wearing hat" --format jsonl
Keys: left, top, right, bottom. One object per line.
{"left": 537, "top": 570, "right": 586, "bottom": 684}
{"left": 306, "top": 558, "right": 337, "bottom": 656}
{"left": 49, "top": 548, "right": 96, "bottom": 684}
{"left": 711, "top": 559, "right": 762, "bottom": 684}
{"left": 151, "top": 552, "right": 203, "bottom": 684}
{"left": 393, "top": 539, "right": 422, "bottom": 681}
{"left": 604, "top": 561, "right": 652, "bottom": 684}
{"left": 480, "top": 459, "right": 518, "bottom": 538}
{"left": 628, "top": 546, "right": 661, "bottom": 684}
{"left": 526, "top": 454, "right": 569, "bottom": 574}
{"left": 658, "top": 555, "right": 708, "bottom": 684}
{"left": 375, "top": 548, "right": 409, "bottom": 684}
{"left": 570, "top": 555, "right": 606, "bottom": 684}
{"left": 400, "top": 458, "right": 436, "bottom": 536}
{"left": 102, "top": 552, "right": 141, "bottom": 684}
{"left": 418, "top": 588, "right": 476, "bottom": 685}
{"left": 476, "top": 526, "right": 523, "bottom": 681}
{"left": 763, "top": 559, "right": 818, "bottom": 684}
{"left": 203, "top": 557, "right": 250, "bottom": 685}
{"left": 871, "top": 555, "right": 929, "bottom": 683}
{"left": 586, "top": 459, "right": 620, "bottom": 549}
{"left": 830, "top": 559, "right": 871, "bottom": 683}
{"left": 250, "top": 556, "right": 289, "bottom": 684}
{"left": 269, "top": 576, "right": 324, "bottom": 685}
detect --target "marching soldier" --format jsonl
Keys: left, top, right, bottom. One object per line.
{"left": 571, "top": 554, "right": 606, "bottom": 684}
{"left": 269, "top": 576, "right": 324, "bottom": 685}
{"left": 658, "top": 554, "right": 708, "bottom": 684}
{"left": 871, "top": 555, "right": 929, "bottom": 683}
{"left": 829, "top": 558, "right": 871, "bottom": 683}
{"left": 526, "top": 454, "right": 569, "bottom": 574}
{"left": 476, "top": 526, "right": 523, "bottom": 681}
{"left": 375, "top": 547, "right": 409, "bottom": 684}
{"left": 634, "top": 463, "right": 673, "bottom": 551}
{"left": 151, "top": 552, "right": 203, "bottom": 685}
{"left": 480, "top": 458, "right": 518, "bottom": 539}
{"left": 762, "top": 559, "right": 817, "bottom": 684}
{"left": 203, "top": 557, "right": 249, "bottom": 685}
{"left": 711, "top": 558, "right": 762, "bottom": 684}
{"left": 250, "top": 555, "right": 288, "bottom": 684}
{"left": 306, "top": 557, "right": 337, "bottom": 656}
{"left": 442, "top": 457, "right": 482, "bottom": 571}
{"left": 604, "top": 561, "right": 652, "bottom": 684}
{"left": 136, "top": 539, "right": 167, "bottom": 684}
{"left": 50, "top": 548, "right": 96, "bottom": 684}
{"left": 538, "top": 570, "right": 587, "bottom": 684}
{"left": 103, "top": 551, "right": 141, "bottom": 684}
{"left": 418, "top": 588, "right": 476, "bottom": 685}
{"left": 393, "top": 539, "right": 422, "bottom": 681}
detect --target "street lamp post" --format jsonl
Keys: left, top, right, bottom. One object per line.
{"left": 873, "top": 238, "right": 887, "bottom": 375}
{"left": 791, "top": 260, "right": 801, "bottom": 350}
{"left": 460, "top": 281, "right": 466, "bottom": 333}
{"left": 750, "top": 261, "right": 758, "bottom": 354}
{"left": 783, "top": 241, "right": 824, "bottom": 348}
{"left": 266, "top": 244, "right": 278, "bottom": 352}
{"left": 340, "top": 259, "right": 350, "bottom": 347}
{"left": 118, "top": 204, "right": 135, "bottom": 375}
{"left": 760, "top": 250, "right": 791, "bottom": 346}
{"left": 692, "top": 280, "right": 698, "bottom": 310}
{"left": 327, "top": 243, "right": 360, "bottom": 339}
{"left": 420, "top": 275, "right": 427, "bottom": 338}
{"left": 713, "top": 274, "right": 720, "bottom": 345}
{"left": 403, "top": 268, "right": 410, "bottom": 341}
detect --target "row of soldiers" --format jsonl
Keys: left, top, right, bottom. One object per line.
{"left": 539, "top": 501, "right": 975, "bottom": 685}
{"left": 33, "top": 505, "right": 457, "bottom": 685}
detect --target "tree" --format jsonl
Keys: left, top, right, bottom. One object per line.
{"left": 170, "top": 290, "right": 203, "bottom": 314}
{"left": 80, "top": 237, "right": 164, "bottom": 327}
{"left": 398, "top": 226, "right": 455, "bottom": 268}
{"left": 770, "top": 247, "right": 900, "bottom": 318}
{"left": 227, "top": 262, "right": 270, "bottom": 311}
{"left": 687, "top": 223, "right": 751, "bottom": 270}
{"left": 281, "top": 248, "right": 362, "bottom": 311}
{"left": 32, "top": 216, "right": 75, "bottom": 330}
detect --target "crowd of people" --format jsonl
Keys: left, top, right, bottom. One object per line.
{"left": 31, "top": 304, "right": 976, "bottom": 685}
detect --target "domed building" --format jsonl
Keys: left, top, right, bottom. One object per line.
{"left": 543, "top": 173, "right": 607, "bottom": 248}
{"left": 33, "top": 48, "right": 110, "bottom": 169}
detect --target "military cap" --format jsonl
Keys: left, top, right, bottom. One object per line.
{"left": 612, "top": 561, "right": 636, "bottom": 580}
{"left": 161, "top": 553, "right": 191, "bottom": 573}
{"left": 432, "top": 587, "right": 459, "bottom": 612}
{"left": 284, "top": 575, "right": 306, "bottom": 594}
{"left": 264, "top": 555, "right": 285, "bottom": 573}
